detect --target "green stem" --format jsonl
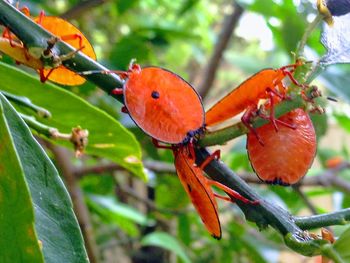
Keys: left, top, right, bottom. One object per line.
{"left": 199, "top": 97, "right": 304, "bottom": 146}
{"left": 295, "top": 208, "right": 350, "bottom": 230}
{"left": 295, "top": 13, "right": 323, "bottom": 57}
{"left": 1, "top": 90, "right": 51, "bottom": 118}
{"left": 19, "top": 113, "right": 59, "bottom": 138}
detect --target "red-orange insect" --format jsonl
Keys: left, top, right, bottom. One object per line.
{"left": 205, "top": 62, "right": 303, "bottom": 136}
{"left": 1, "top": 8, "right": 96, "bottom": 85}
{"left": 173, "top": 145, "right": 256, "bottom": 239}
{"left": 111, "top": 63, "right": 205, "bottom": 144}
{"left": 246, "top": 108, "right": 316, "bottom": 185}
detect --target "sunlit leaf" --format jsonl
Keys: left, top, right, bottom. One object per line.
{"left": 90, "top": 194, "right": 153, "bottom": 225}
{"left": 141, "top": 232, "right": 191, "bottom": 263}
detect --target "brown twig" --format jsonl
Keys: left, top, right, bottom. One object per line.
{"left": 74, "top": 160, "right": 350, "bottom": 193}
{"left": 61, "top": 0, "right": 109, "bottom": 19}
{"left": 44, "top": 143, "right": 100, "bottom": 263}
{"left": 117, "top": 184, "right": 186, "bottom": 215}
{"left": 74, "top": 160, "right": 176, "bottom": 178}
{"left": 198, "top": 1, "right": 244, "bottom": 99}
{"left": 292, "top": 185, "right": 319, "bottom": 215}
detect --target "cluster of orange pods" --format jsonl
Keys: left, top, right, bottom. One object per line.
{"left": 0, "top": 6, "right": 317, "bottom": 239}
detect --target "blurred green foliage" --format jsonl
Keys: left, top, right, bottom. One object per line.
{"left": 2, "top": 0, "right": 350, "bottom": 262}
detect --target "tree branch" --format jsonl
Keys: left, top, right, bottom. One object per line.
{"left": 74, "top": 160, "right": 175, "bottom": 178}
{"left": 198, "top": 1, "right": 244, "bottom": 99}
{"left": 295, "top": 209, "right": 350, "bottom": 230}
{"left": 61, "top": 0, "right": 109, "bottom": 20}
{"left": 293, "top": 185, "right": 319, "bottom": 215}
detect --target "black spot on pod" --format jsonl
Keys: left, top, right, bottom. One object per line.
{"left": 151, "top": 90, "right": 160, "bottom": 99}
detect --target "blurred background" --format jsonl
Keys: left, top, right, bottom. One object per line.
{"left": 2, "top": 0, "right": 350, "bottom": 262}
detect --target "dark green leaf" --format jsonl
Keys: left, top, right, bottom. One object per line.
{"left": 178, "top": 0, "right": 200, "bottom": 15}
{"left": 178, "top": 214, "right": 192, "bottom": 246}
{"left": 310, "top": 111, "right": 328, "bottom": 140}
{"left": 0, "top": 94, "right": 44, "bottom": 263}
{"left": 333, "top": 226, "right": 350, "bottom": 261}
{"left": 116, "top": 0, "right": 139, "bottom": 14}
{"left": 0, "top": 94, "right": 88, "bottom": 263}
{"left": 89, "top": 194, "right": 153, "bottom": 226}
{"left": 110, "top": 35, "right": 152, "bottom": 69}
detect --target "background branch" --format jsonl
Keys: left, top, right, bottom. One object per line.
{"left": 198, "top": 1, "right": 244, "bottom": 99}
{"left": 61, "top": 0, "right": 109, "bottom": 19}
{"left": 43, "top": 142, "right": 100, "bottom": 263}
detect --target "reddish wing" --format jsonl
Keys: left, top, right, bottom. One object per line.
{"left": 205, "top": 68, "right": 286, "bottom": 127}
{"left": 34, "top": 16, "right": 96, "bottom": 85}
{"left": 247, "top": 108, "right": 316, "bottom": 185}
{"left": 124, "top": 67, "right": 205, "bottom": 144}
{"left": 173, "top": 147, "right": 221, "bottom": 239}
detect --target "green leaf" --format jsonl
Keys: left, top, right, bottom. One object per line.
{"left": 89, "top": 194, "right": 153, "bottom": 226}
{"left": 0, "top": 94, "right": 88, "bottom": 262}
{"left": 141, "top": 232, "right": 191, "bottom": 263}
{"left": 332, "top": 226, "right": 350, "bottom": 262}
{"left": 110, "top": 35, "right": 152, "bottom": 69}
{"left": 0, "top": 62, "right": 145, "bottom": 179}
{"left": 116, "top": 0, "right": 140, "bottom": 14}
{"left": 310, "top": 111, "right": 328, "bottom": 140}
{"left": 178, "top": 214, "right": 192, "bottom": 246}
{"left": 178, "top": 0, "right": 200, "bottom": 15}
{"left": 0, "top": 95, "right": 44, "bottom": 263}
{"left": 334, "top": 114, "right": 350, "bottom": 134}
{"left": 87, "top": 196, "right": 139, "bottom": 237}
{"left": 320, "top": 67, "right": 350, "bottom": 103}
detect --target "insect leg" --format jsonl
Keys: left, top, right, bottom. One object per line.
{"left": 257, "top": 103, "right": 297, "bottom": 131}
{"left": 152, "top": 138, "right": 172, "bottom": 150}
{"left": 241, "top": 105, "right": 264, "bottom": 146}
{"left": 209, "top": 180, "right": 259, "bottom": 205}
{"left": 60, "top": 34, "right": 83, "bottom": 50}
{"left": 199, "top": 150, "right": 221, "bottom": 170}
{"left": 39, "top": 68, "right": 54, "bottom": 83}
{"left": 213, "top": 194, "right": 233, "bottom": 202}
{"left": 2, "top": 28, "right": 17, "bottom": 47}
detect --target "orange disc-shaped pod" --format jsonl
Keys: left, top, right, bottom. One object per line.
{"left": 124, "top": 67, "right": 205, "bottom": 144}
{"left": 0, "top": 37, "right": 43, "bottom": 69}
{"left": 206, "top": 68, "right": 289, "bottom": 127}
{"left": 173, "top": 146, "right": 221, "bottom": 239}
{"left": 35, "top": 16, "right": 96, "bottom": 85}
{"left": 247, "top": 109, "right": 316, "bottom": 185}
